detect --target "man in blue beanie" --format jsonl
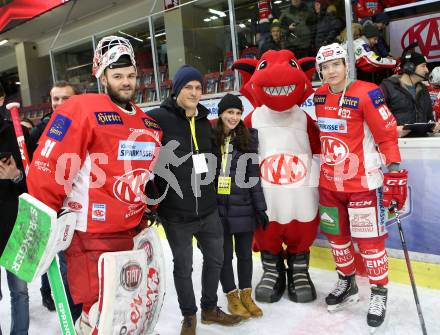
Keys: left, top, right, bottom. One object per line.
{"left": 148, "top": 65, "right": 242, "bottom": 335}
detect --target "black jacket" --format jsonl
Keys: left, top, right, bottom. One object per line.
{"left": 380, "top": 76, "right": 434, "bottom": 130}
{"left": 28, "top": 112, "right": 52, "bottom": 157}
{"left": 0, "top": 119, "right": 28, "bottom": 255}
{"left": 215, "top": 129, "right": 267, "bottom": 234}
{"left": 147, "top": 96, "right": 217, "bottom": 223}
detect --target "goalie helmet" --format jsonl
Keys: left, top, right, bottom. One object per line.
{"left": 92, "top": 36, "right": 136, "bottom": 79}
{"left": 315, "top": 43, "right": 347, "bottom": 73}
{"left": 429, "top": 67, "right": 440, "bottom": 86}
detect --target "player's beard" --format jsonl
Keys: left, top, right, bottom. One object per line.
{"left": 106, "top": 83, "right": 136, "bottom": 106}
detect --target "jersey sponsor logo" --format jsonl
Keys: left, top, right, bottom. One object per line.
{"left": 47, "top": 114, "right": 71, "bottom": 141}
{"left": 368, "top": 88, "right": 385, "bottom": 108}
{"left": 355, "top": 47, "right": 362, "bottom": 56}
{"left": 340, "top": 96, "right": 359, "bottom": 109}
{"left": 113, "top": 169, "right": 150, "bottom": 204}
{"left": 92, "top": 203, "right": 106, "bottom": 221}
{"left": 313, "top": 94, "right": 327, "bottom": 105}
{"left": 348, "top": 200, "right": 373, "bottom": 207}
{"left": 95, "top": 111, "right": 123, "bottom": 125}
{"left": 120, "top": 262, "right": 143, "bottom": 291}
{"left": 348, "top": 207, "right": 378, "bottom": 238}
{"left": 260, "top": 153, "right": 307, "bottom": 185}
{"left": 317, "top": 118, "right": 347, "bottom": 133}
{"left": 321, "top": 136, "right": 349, "bottom": 165}
{"left": 67, "top": 201, "right": 82, "bottom": 211}
{"left": 34, "top": 159, "right": 52, "bottom": 173}
{"left": 142, "top": 118, "right": 160, "bottom": 130}
{"left": 125, "top": 205, "right": 144, "bottom": 219}
{"left": 118, "top": 141, "right": 155, "bottom": 161}
{"left": 319, "top": 205, "right": 340, "bottom": 235}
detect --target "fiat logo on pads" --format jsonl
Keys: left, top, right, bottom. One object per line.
{"left": 120, "top": 262, "right": 142, "bottom": 291}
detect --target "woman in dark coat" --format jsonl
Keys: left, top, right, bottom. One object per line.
{"left": 214, "top": 94, "right": 268, "bottom": 319}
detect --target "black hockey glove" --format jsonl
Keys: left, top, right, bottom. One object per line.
{"left": 256, "top": 211, "right": 270, "bottom": 230}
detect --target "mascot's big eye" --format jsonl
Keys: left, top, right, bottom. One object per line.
{"left": 289, "top": 59, "right": 299, "bottom": 68}
{"left": 257, "top": 60, "right": 267, "bottom": 70}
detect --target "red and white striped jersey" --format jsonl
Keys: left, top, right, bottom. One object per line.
{"left": 314, "top": 80, "right": 400, "bottom": 192}
{"left": 27, "top": 94, "right": 162, "bottom": 233}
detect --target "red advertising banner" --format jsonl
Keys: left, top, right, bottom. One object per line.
{"left": 0, "top": 0, "right": 67, "bottom": 34}
{"left": 390, "top": 14, "right": 440, "bottom": 62}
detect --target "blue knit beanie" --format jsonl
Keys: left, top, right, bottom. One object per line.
{"left": 172, "top": 65, "right": 204, "bottom": 97}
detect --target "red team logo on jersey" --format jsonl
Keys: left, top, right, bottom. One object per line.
{"left": 113, "top": 169, "right": 150, "bottom": 205}
{"left": 321, "top": 136, "right": 349, "bottom": 165}
{"left": 401, "top": 17, "right": 440, "bottom": 62}
{"left": 93, "top": 209, "right": 105, "bottom": 218}
{"left": 120, "top": 262, "right": 143, "bottom": 291}
{"left": 67, "top": 201, "right": 82, "bottom": 211}
{"left": 260, "top": 153, "right": 307, "bottom": 185}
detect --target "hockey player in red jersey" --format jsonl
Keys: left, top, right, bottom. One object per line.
{"left": 26, "top": 36, "right": 163, "bottom": 334}
{"left": 314, "top": 43, "right": 408, "bottom": 331}
{"left": 428, "top": 66, "right": 440, "bottom": 121}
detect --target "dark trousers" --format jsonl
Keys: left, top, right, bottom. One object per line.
{"left": 220, "top": 231, "right": 254, "bottom": 293}
{"left": 163, "top": 210, "right": 224, "bottom": 316}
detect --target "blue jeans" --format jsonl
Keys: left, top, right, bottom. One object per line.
{"left": 0, "top": 268, "right": 29, "bottom": 335}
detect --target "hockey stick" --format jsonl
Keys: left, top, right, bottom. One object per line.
{"left": 7, "top": 103, "right": 76, "bottom": 335}
{"left": 393, "top": 206, "right": 428, "bottom": 335}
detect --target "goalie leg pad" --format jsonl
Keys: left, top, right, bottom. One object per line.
{"left": 91, "top": 227, "right": 165, "bottom": 335}
{"left": 64, "top": 229, "right": 137, "bottom": 307}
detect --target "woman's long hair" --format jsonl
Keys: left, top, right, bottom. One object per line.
{"left": 215, "top": 117, "right": 251, "bottom": 154}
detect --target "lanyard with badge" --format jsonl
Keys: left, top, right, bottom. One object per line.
{"left": 189, "top": 115, "right": 209, "bottom": 174}
{"left": 217, "top": 136, "right": 232, "bottom": 195}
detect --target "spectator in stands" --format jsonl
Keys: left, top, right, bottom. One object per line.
{"left": 380, "top": 52, "right": 440, "bottom": 137}
{"left": 0, "top": 83, "right": 30, "bottom": 335}
{"left": 372, "top": 12, "right": 391, "bottom": 58}
{"left": 314, "top": 4, "right": 344, "bottom": 51}
{"left": 352, "top": 23, "right": 396, "bottom": 73}
{"left": 280, "top": 0, "right": 314, "bottom": 58}
{"left": 428, "top": 67, "right": 440, "bottom": 121}
{"left": 355, "top": 0, "right": 383, "bottom": 22}
{"left": 28, "top": 81, "right": 76, "bottom": 154}
{"left": 258, "top": 20, "right": 285, "bottom": 58}
{"left": 28, "top": 80, "right": 82, "bottom": 322}
{"left": 20, "top": 117, "right": 34, "bottom": 130}
{"left": 337, "top": 22, "right": 363, "bottom": 44}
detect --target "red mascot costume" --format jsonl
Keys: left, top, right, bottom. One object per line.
{"left": 232, "top": 50, "right": 320, "bottom": 304}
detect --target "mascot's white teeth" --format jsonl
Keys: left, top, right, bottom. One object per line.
{"left": 263, "top": 85, "right": 296, "bottom": 96}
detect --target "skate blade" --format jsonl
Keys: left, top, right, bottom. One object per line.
{"left": 327, "top": 293, "right": 360, "bottom": 313}
{"left": 368, "top": 310, "right": 389, "bottom": 334}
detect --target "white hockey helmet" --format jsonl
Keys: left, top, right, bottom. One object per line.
{"left": 92, "top": 36, "right": 136, "bottom": 79}
{"left": 429, "top": 67, "right": 440, "bottom": 85}
{"left": 315, "top": 43, "right": 347, "bottom": 73}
